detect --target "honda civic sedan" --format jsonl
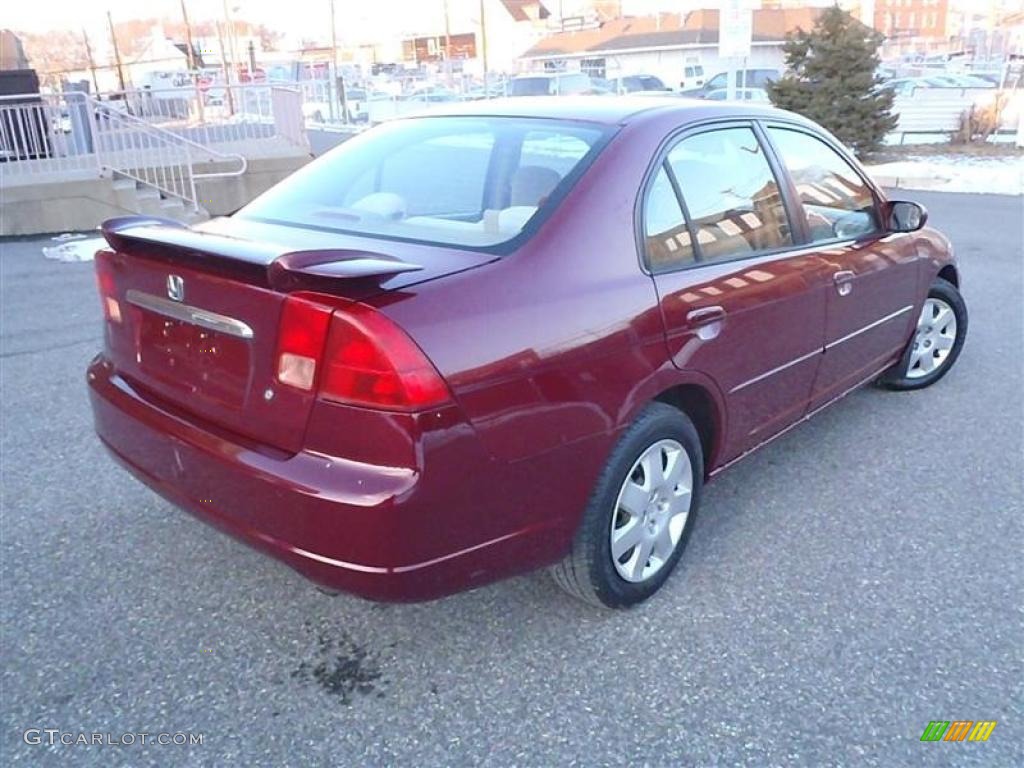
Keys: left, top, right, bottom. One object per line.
{"left": 88, "top": 97, "right": 967, "bottom": 607}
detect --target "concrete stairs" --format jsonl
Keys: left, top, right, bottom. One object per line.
{"left": 111, "top": 178, "right": 209, "bottom": 225}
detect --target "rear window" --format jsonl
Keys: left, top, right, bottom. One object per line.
{"left": 238, "top": 117, "right": 609, "bottom": 248}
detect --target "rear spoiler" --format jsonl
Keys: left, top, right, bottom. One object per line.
{"left": 100, "top": 216, "right": 423, "bottom": 292}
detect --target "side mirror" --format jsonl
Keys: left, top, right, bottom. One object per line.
{"left": 887, "top": 200, "right": 928, "bottom": 233}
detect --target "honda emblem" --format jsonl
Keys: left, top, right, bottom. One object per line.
{"left": 166, "top": 274, "right": 185, "bottom": 302}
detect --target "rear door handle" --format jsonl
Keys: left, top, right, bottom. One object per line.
{"left": 833, "top": 270, "right": 855, "bottom": 296}
{"left": 686, "top": 305, "right": 726, "bottom": 325}
{"left": 686, "top": 305, "right": 726, "bottom": 340}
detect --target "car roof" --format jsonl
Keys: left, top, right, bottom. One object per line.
{"left": 417, "top": 95, "right": 805, "bottom": 127}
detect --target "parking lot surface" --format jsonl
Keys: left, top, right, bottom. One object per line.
{"left": 1, "top": 191, "right": 1021, "bottom": 766}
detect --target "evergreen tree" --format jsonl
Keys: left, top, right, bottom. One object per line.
{"left": 766, "top": 6, "right": 896, "bottom": 158}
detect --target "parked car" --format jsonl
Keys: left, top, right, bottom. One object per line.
{"left": 682, "top": 68, "right": 779, "bottom": 98}
{"left": 508, "top": 72, "right": 595, "bottom": 96}
{"left": 704, "top": 87, "right": 770, "bottom": 103}
{"left": 88, "top": 97, "right": 967, "bottom": 608}
{"left": 608, "top": 74, "right": 672, "bottom": 94}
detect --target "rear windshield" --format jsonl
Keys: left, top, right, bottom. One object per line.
{"left": 238, "top": 116, "right": 609, "bottom": 248}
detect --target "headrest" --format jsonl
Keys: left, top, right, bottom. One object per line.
{"left": 510, "top": 165, "right": 562, "bottom": 207}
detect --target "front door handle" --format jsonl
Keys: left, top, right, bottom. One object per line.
{"left": 686, "top": 305, "right": 726, "bottom": 340}
{"left": 833, "top": 270, "right": 855, "bottom": 296}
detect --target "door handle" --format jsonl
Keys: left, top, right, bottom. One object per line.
{"left": 686, "top": 305, "right": 726, "bottom": 340}
{"left": 686, "top": 305, "right": 726, "bottom": 325}
{"left": 833, "top": 270, "right": 855, "bottom": 296}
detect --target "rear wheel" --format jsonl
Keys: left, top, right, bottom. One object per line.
{"left": 551, "top": 403, "right": 703, "bottom": 608}
{"left": 879, "top": 278, "right": 967, "bottom": 390}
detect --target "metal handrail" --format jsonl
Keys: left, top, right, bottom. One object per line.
{"left": 79, "top": 93, "right": 248, "bottom": 178}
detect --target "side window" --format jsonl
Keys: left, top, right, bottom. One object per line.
{"left": 643, "top": 165, "right": 693, "bottom": 270}
{"left": 666, "top": 127, "right": 792, "bottom": 263}
{"left": 768, "top": 128, "right": 880, "bottom": 242}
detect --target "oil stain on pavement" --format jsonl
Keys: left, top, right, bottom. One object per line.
{"left": 292, "top": 621, "right": 389, "bottom": 705}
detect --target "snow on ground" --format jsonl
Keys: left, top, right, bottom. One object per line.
{"left": 41, "top": 233, "right": 105, "bottom": 262}
{"left": 866, "top": 153, "right": 1024, "bottom": 195}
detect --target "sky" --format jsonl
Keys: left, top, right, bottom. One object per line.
{"left": 5, "top": 0, "right": 505, "bottom": 39}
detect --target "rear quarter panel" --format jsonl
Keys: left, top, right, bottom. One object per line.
{"left": 375, "top": 119, "right": 672, "bottom": 463}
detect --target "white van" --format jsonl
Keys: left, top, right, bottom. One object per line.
{"left": 680, "top": 59, "right": 705, "bottom": 90}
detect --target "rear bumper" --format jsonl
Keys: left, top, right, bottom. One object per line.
{"left": 87, "top": 355, "right": 569, "bottom": 601}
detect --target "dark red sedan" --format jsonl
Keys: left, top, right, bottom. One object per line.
{"left": 88, "top": 98, "right": 967, "bottom": 607}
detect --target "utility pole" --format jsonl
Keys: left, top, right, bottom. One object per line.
{"left": 82, "top": 29, "right": 100, "bottom": 93}
{"left": 329, "top": 0, "right": 339, "bottom": 121}
{"left": 479, "top": 0, "right": 489, "bottom": 97}
{"left": 443, "top": 0, "right": 453, "bottom": 87}
{"left": 215, "top": 20, "right": 235, "bottom": 114}
{"left": 180, "top": 0, "right": 204, "bottom": 120}
{"left": 222, "top": 0, "right": 238, "bottom": 88}
{"left": 107, "top": 11, "right": 126, "bottom": 91}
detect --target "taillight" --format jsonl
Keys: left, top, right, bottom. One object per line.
{"left": 274, "top": 297, "right": 449, "bottom": 411}
{"left": 94, "top": 251, "right": 122, "bottom": 323}
{"left": 275, "top": 295, "right": 333, "bottom": 391}
{"left": 319, "top": 303, "right": 451, "bottom": 410}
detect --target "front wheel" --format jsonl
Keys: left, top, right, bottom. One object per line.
{"left": 878, "top": 277, "right": 968, "bottom": 390}
{"left": 551, "top": 403, "right": 703, "bottom": 608}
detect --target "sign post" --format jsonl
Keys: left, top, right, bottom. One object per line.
{"left": 719, "top": 0, "right": 753, "bottom": 101}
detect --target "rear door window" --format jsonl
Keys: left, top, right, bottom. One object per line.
{"left": 666, "top": 127, "right": 793, "bottom": 263}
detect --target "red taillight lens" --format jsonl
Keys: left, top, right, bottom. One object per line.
{"left": 94, "top": 251, "right": 121, "bottom": 323}
{"left": 275, "top": 295, "right": 333, "bottom": 391}
{"left": 319, "top": 303, "right": 451, "bottom": 410}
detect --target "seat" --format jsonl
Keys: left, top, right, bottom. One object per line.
{"left": 510, "top": 165, "right": 562, "bottom": 207}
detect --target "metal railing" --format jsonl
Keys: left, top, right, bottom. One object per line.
{"left": 1, "top": 91, "right": 257, "bottom": 210}
{"left": 90, "top": 97, "right": 247, "bottom": 210}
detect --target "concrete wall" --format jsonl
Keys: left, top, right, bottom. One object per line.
{"left": 0, "top": 154, "right": 312, "bottom": 236}
{"left": 2, "top": 178, "right": 141, "bottom": 237}
{"left": 194, "top": 154, "right": 313, "bottom": 216}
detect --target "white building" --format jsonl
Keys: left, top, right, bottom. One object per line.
{"left": 519, "top": 7, "right": 824, "bottom": 87}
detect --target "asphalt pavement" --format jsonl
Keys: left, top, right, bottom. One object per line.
{"left": 1, "top": 191, "right": 1021, "bottom": 767}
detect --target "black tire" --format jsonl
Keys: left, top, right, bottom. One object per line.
{"left": 551, "top": 403, "right": 704, "bottom": 609}
{"left": 878, "top": 277, "right": 968, "bottom": 391}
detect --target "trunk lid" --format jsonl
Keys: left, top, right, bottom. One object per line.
{"left": 98, "top": 216, "right": 493, "bottom": 453}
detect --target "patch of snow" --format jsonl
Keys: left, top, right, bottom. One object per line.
{"left": 865, "top": 154, "right": 1023, "bottom": 195}
{"left": 42, "top": 235, "right": 105, "bottom": 262}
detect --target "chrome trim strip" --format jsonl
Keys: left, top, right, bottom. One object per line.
{"left": 125, "top": 289, "right": 254, "bottom": 339}
{"left": 710, "top": 357, "right": 899, "bottom": 478}
{"left": 825, "top": 305, "right": 914, "bottom": 351}
{"left": 730, "top": 348, "right": 822, "bottom": 394}
{"left": 730, "top": 304, "right": 915, "bottom": 394}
